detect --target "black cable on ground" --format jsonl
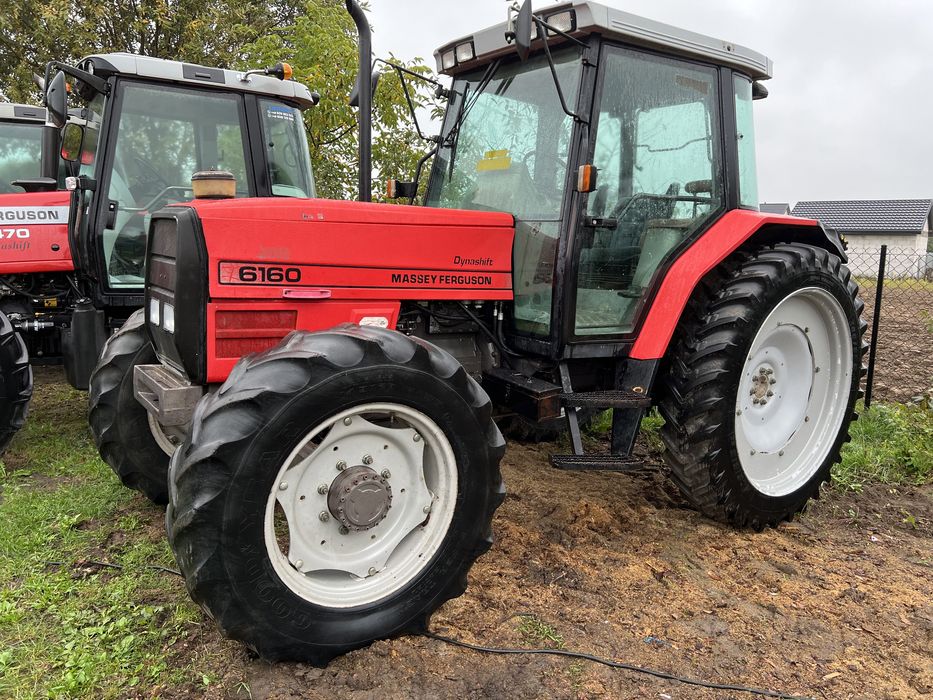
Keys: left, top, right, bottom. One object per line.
{"left": 424, "top": 631, "right": 813, "bottom": 700}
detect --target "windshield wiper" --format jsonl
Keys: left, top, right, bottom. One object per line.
{"left": 442, "top": 58, "right": 503, "bottom": 151}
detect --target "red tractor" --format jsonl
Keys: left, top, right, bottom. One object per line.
{"left": 0, "top": 54, "right": 317, "bottom": 454}
{"left": 92, "top": 0, "right": 864, "bottom": 663}
{"left": 0, "top": 101, "right": 74, "bottom": 450}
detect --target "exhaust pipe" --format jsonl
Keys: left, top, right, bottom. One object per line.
{"left": 346, "top": 0, "right": 372, "bottom": 203}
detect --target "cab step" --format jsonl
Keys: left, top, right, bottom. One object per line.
{"left": 550, "top": 454, "right": 645, "bottom": 471}
{"left": 561, "top": 390, "right": 651, "bottom": 409}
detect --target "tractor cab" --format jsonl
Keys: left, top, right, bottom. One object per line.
{"left": 426, "top": 1, "right": 769, "bottom": 357}
{"left": 46, "top": 53, "right": 317, "bottom": 306}
{"left": 0, "top": 103, "right": 63, "bottom": 193}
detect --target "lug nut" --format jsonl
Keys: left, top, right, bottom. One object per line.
{"left": 339, "top": 526, "right": 349, "bottom": 535}
{"left": 413, "top": 434, "right": 422, "bottom": 443}
{"left": 423, "top": 504, "right": 431, "bottom": 514}
{"left": 278, "top": 482, "right": 288, "bottom": 491}
{"left": 750, "top": 450, "right": 756, "bottom": 455}
{"left": 767, "top": 391, "right": 774, "bottom": 397}
{"left": 368, "top": 567, "right": 377, "bottom": 576}
{"left": 336, "top": 460, "right": 347, "bottom": 471}
{"left": 317, "top": 484, "right": 328, "bottom": 495}
{"left": 736, "top": 410, "right": 742, "bottom": 416}
{"left": 814, "top": 367, "right": 821, "bottom": 373}
{"left": 362, "top": 455, "right": 373, "bottom": 465}
{"left": 804, "top": 416, "right": 810, "bottom": 422}
{"left": 753, "top": 398, "right": 760, "bottom": 405}
{"left": 381, "top": 469, "right": 391, "bottom": 479}
{"left": 343, "top": 417, "right": 353, "bottom": 426}
{"left": 770, "top": 378, "right": 777, "bottom": 384}
{"left": 760, "top": 399, "right": 768, "bottom": 405}
{"left": 294, "top": 559, "right": 303, "bottom": 569}
{"left": 779, "top": 450, "right": 785, "bottom": 456}
{"left": 319, "top": 511, "right": 330, "bottom": 522}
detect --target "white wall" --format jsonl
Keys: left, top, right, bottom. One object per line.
{"left": 845, "top": 231, "right": 929, "bottom": 278}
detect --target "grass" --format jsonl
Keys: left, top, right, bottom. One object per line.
{"left": 0, "top": 377, "right": 241, "bottom": 699}
{"left": 835, "top": 401, "right": 933, "bottom": 491}
{"left": 516, "top": 614, "right": 564, "bottom": 649}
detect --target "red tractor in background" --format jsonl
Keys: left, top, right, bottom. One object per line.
{"left": 92, "top": 0, "right": 865, "bottom": 664}
{"left": 0, "top": 101, "right": 74, "bottom": 451}
{"left": 0, "top": 54, "right": 317, "bottom": 455}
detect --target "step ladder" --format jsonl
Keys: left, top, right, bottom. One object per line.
{"left": 550, "top": 363, "right": 653, "bottom": 471}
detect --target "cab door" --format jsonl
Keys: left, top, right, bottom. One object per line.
{"left": 570, "top": 45, "right": 726, "bottom": 340}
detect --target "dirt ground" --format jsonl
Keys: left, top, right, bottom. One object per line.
{"left": 858, "top": 281, "right": 933, "bottom": 403}
{"left": 184, "top": 437, "right": 932, "bottom": 700}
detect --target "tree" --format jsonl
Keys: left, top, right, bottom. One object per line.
{"left": 0, "top": 1, "right": 305, "bottom": 102}
{"left": 241, "top": 0, "right": 440, "bottom": 200}
{"left": 0, "top": 0, "right": 439, "bottom": 202}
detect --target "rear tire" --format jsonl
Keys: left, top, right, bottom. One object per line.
{"left": 0, "top": 311, "right": 32, "bottom": 454}
{"left": 167, "top": 325, "right": 506, "bottom": 663}
{"left": 88, "top": 309, "right": 174, "bottom": 503}
{"left": 659, "top": 244, "right": 866, "bottom": 529}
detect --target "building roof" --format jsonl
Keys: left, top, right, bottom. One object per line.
{"left": 759, "top": 202, "right": 790, "bottom": 215}
{"left": 790, "top": 199, "right": 933, "bottom": 235}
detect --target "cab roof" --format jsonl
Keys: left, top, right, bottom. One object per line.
{"left": 78, "top": 53, "right": 318, "bottom": 110}
{"left": 0, "top": 104, "right": 46, "bottom": 124}
{"left": 435, "top": 1, "right": 772, "bottom": 81}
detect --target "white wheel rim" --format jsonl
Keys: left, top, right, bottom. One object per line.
{"left": 263, "top": 402, "right": 458, "bottom": 608}
{"left": 147, "top": 412, "right": 183, "bottom": 456}
{"left": 735, "top": 287, "right": 852, "bottom": 497}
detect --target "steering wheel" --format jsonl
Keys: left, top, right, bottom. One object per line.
{"left": 133, "top": 155, "right": 171, "bottom": 190}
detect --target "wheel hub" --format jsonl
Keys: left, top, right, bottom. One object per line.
{"left": 327, "top": 465, "right": 392, "bottom": 531}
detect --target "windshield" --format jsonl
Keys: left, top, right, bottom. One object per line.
{"left": 426, "top": 48, "right": 582, "bottom": 221}
{"left": 260, "top": 99, "right": 315, "bottom": 198}
{"left": 0, "top": 122, "right": 44, "bottom": 192}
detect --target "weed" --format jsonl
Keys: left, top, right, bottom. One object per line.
{"left": 517, "top": 614, "right": 564, "bottom": 648}
{"left": 835, "top": 401, "right": 933, "bottom": 490}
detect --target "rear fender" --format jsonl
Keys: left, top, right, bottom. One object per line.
{"left": 630, "top": 210, "right": 846, "bottom": 361}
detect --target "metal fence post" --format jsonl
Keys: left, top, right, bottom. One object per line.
{"left": 864, "top": 244, "right": 887, "bottom": 408}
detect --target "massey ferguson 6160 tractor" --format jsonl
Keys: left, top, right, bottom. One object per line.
{"left": 94, "top": 0, "right": 864, "bottom": 663}
{"left": 0, "top": 53, "right": 316, "bottom": 454}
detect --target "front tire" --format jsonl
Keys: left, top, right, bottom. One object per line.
{"left": 167, "top": 325, "right": 506, "bottom": 663}
{"left": 659, "top": 244, "right": 866, "bottom": 529}
{"left": 0, "top": 311, "right": 32, "bottom": 454}
{"left": 88, "top": 309, "right": 178, "bottom": 503}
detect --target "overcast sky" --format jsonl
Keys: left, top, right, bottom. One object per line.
{"left": 368, "top": 0, "right": 933, "bottom": 205}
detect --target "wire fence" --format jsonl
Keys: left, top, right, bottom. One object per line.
{"left": 847, "top": 245, "right": 933, "bottom": 404}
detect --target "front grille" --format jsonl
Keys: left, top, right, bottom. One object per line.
{"left": 145, "top": 209, "right": 207, "bottom": 383}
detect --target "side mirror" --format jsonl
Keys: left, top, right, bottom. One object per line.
{"left": 45, "top": 71, "right": 68, "bottom": 129}
{"left": 60, "top": 122, "right": 85, "bottom": 163}
{"left": 514, "top": 0, "right": 533, "bottom": 61}
{"left": 349, "top": 69, "right": 382, "bottom": 108}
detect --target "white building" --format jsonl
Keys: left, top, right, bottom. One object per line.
{"left": 791, "top": 199, "right": 932, "bottom": 278}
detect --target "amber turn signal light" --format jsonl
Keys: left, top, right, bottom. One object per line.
{"left": 576, "top": 164, "right": 598, "bottom": 193}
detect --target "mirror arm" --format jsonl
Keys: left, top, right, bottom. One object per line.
{"left": 534, "top": 17, "right": 587, "bottom": 48}
{"left": 407, "top": 146, "right": 439, "bottom": 205}
{"left": 45, "top": 61, "right": 110, "bottom": 97}
{"left": 534, "top": 17, "right": 586, "bottom": 124}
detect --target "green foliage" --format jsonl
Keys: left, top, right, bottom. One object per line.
{"left": 241, "top": 0, "right": 438, "bottom": 200}
{"left": 0, "top": 0, "right": 438, "bottom": 201}
{"left": 0, "top": 0, "right": 305, "bottom": 102}
{"left": 835, "top": 401, "right": 933, "bottom": 490}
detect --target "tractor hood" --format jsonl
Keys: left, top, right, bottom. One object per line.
{"left": 0, "top": 190, "right": 73, "bottom": 274}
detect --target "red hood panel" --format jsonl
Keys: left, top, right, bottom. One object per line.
{"left": 194, "top": 198, "right": 516, "bottom": 302}
{"left": 0, "top": 191, "right": 73, "bottom": 274}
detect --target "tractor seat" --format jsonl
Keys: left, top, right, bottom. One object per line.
{"left": 685, "top": 179, "right": 713, "bottom": 195}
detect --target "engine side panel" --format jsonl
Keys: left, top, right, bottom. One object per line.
{"left": 630, "top": 209, "right": 825, "bottom": 360}
{"left": 0, "top": 191, "right": 73, "bottom": 274}
{"left": 184, "top": 198, "right": 514, "bottom": 382}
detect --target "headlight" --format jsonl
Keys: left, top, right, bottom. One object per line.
{"left": 149, "top": 297, "right": 160, "bottom": 326}
{"left": 163, "top": 303, "right": 175, "bottom": 334}
{"left": 441, "top": 49, "right": 456, "bottom": 70}
{"left": 455, "top": 41, "right": 475, "bottom": 64}
{"left": 545, "top": 10, "right": 576, "bottom": 35}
